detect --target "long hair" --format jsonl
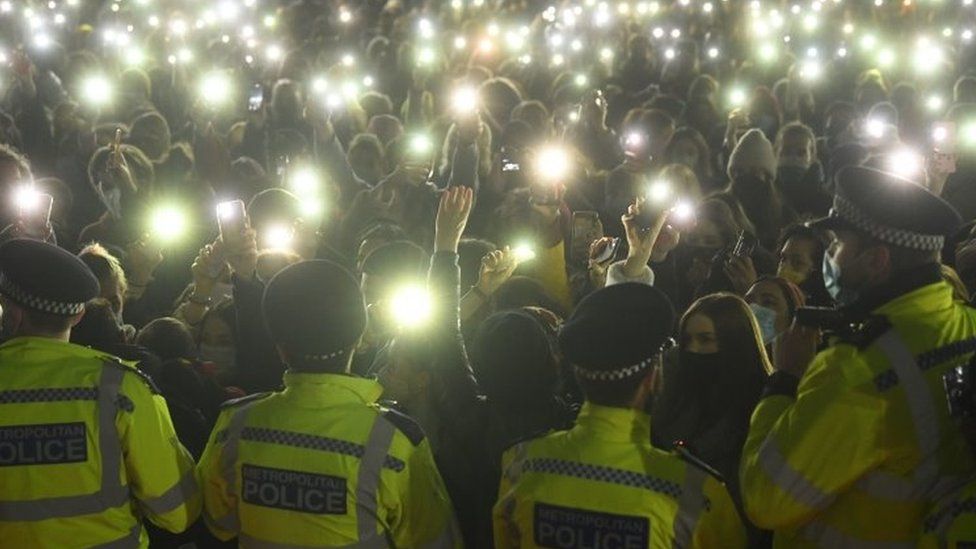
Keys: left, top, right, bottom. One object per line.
{"left": 653, "top": 293, "right": 772, "bottom": 447}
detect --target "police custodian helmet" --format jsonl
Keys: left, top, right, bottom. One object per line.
{"left": 0, "top": 239, "right": 100, "bottom": 316}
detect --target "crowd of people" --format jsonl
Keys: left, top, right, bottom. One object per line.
{"left": 4, "top": 0, "right": 976, "bottom": 547}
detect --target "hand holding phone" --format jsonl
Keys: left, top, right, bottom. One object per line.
{"left": 248, "top": 84, "right": 264, "bottom": 112}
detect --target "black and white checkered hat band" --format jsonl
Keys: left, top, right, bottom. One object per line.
{"left": 575, "top": 356, "right": 654, "bottom": 382}
{"left": 0, "top": 274, "right": 85, "bottom": 316}
{"left": 832, "top": 195, "right": 944, "bottom": 251}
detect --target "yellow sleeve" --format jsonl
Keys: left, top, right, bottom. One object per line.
{"left": 196, "top": 409, "right": 238, "bottom": 541}
{"left": 492, "top": 444, "right": 525, "bottom": 549}
{"left": 533, "top": 240, "right": 573, "bottom": 311}
{"left": 118, "top": 373, "right": 201, "bottom": 533}
{"left": 739, "top": 349, "right": 886, "bottom": 530}
{"left": 693, "top": 476, "right": 747, "bottom": 549}
{"left": 386, "top": 437, "right": 462, "bottom": 548}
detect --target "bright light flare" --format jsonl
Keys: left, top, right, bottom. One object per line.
{"left": 389, "top": 285, "right": 433, "bottom": 329}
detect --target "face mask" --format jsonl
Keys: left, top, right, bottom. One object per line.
{"left": 823, "top": 253, "right": 860, "bottom": 307}
{"left": 679, "top": 350, "right": 725, "bottom": 380}
{"left": 749, "top": 303, "right": 779, "bottom": 345}
{"left": 733, "top": 173, "right": 768, "bottom": 192}
{"left": 776, "top": 165, "right": 807, "bottom": 187}
{"left": 95, "top": 182, "right": 123, "bottom": 220}
{"left": 199, "top": 344, "right": 236, "bottom": 372}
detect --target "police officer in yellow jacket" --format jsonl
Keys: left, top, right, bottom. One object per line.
{"left": 919, "top": 355, "right": 976, "bottom": 548}
{"left": 0, "top": 239, "right": 201, "bottom": 547}
{"left": 493, "top": 283, "right": 746, "bottom": 548}
{"left": 197, "top": 259, "right": 460, "bottom": 547}
{"left": 739, "top": 167, "right": 976, "bottom": 548}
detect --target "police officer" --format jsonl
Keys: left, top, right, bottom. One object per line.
{"left": 740, "top": 166, "right": 976, "bottom": 547}
{"left": 0, "top": 239, "right": 200, "bottom": 547}
{"left": 197, "top": 259, "right": 460, "bottom": 547}
{"left": 493, "top": 283, "right": 746, "bottom": 548}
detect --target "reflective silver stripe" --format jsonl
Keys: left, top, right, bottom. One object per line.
{"left": 520, "top": 458, "right": 683, "bottom": 497}
{"left": 240, "top": 427, "right": 405, "bottom": 471}
{"left": 876, "top": 331, "right": 940, "bottom": 489}
{"left": 802, "top": 520, "right": 915, "bottom": 548}
{"left": 671, "top": 466, "right": 707, "bottom": 549}
{"left": 140, "top": 469, "right": 198, "bottom": 515}
{"left": 92, "top": 523, "right": 142, "bottom": 549}
{"left": 239, "top": 532, "right": 390, "bottom": 548}
{"left": 756, "top": 438, "right": 834, "bottom": 510}
{"left": 356, "top": 417, "right": 396, "bottom": 542}
{"left": 216, "top": 402, "right": 257, "bottom": 534}
{"left": 0, "top": 362, "right": 129, "bottom": 521}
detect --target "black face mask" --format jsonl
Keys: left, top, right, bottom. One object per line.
{"left": 776, "top": 165, "right": 807, "bottom": 186}
{"left": 732, "top": 173, "right": 769, "bottom": 192}
{"left": 678, "top": 350, "right": 725, "bottom": 381}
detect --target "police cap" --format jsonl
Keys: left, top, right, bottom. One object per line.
{"left": 0, "top": 239, "right": 99, "bottom": 316}
{"left": 558, "top": 283, "right": 674, "bottom": 382}
{"left": 810, "top": 166, "right": 962, "bottom": 251}
{"left": 262, "top": 260, "right": 367, "bottom": 362}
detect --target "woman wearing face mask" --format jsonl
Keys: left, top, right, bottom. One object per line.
{"left": 774, "top": 122, "right": 831, "bottom": 218}
{"left": 745, "top": 276, "right": 807, "bottom": 353}
{"left": 776, "top": 224, "right": 833, "bottom": 307}
{"left": 197, "top": 299, "right": 239, "bottom": 387}
{"left": 652, "top": 293, "right": 772, "bottom": 543}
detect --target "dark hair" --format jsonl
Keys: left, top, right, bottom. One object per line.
{"left": 70, "top": 298, "right": 122, "bottom": 351}
{"left": 360, "top": 240, "right": 429, "bottom": 280}
{"left": 492, "top": 276, "right": 568, "bottom": 319}
{"left": 664, "top": 126, "right": 714, "bottom": 182}
{"left": 680, "top": 293, "right": 771, "bottom": 373}
{"left": 777, "top": 224, "right": 831, "bottom": 306}
{"left": 136, "top": 317, "right": 196, "bottom": 361}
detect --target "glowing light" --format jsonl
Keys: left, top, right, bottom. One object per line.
{"left": 149, "top": 206, "right": 188, "bottom": 244}
{"left": 80, "top": 75, "right": 113, "bottom": 107}
{"left": 198, "top": 72, "right": 233, "bottom": 107}
{"left": 512, "top": 243, "right": 537, "bottom": 262}
{"left": 389, "top": 285, "right": 434, "bottom": 329}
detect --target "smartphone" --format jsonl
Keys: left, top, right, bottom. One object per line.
{"left": 795, "top": 306, "right": 847, "bottom": 331}
{"left": 593, "top": 237, "right": 621, "bottom": 264}
{"left": 572, "top": 211, "right": 604, "bottom": 264}
{"left": 732, "top": 231, "right": 757, "bottom": 257}
{"left": 217, "top": 200, "right": 247, "bottom": 248}
{"left": 945, "top": 360, "right": 976, "bottom": 418}
{"left": 248, "top": 84, "right": 265, "bottom": 112}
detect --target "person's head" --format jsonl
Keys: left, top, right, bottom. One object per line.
{"left": 470, "top": 309, "right": 561, "bottom": 410}
{"left": 348, "top": 133, "right": 385, "bottom": 184}
{"left": 136, "top": 317, "right": 196, "bottom": 361}
{"left": 78, "top": 243, "right": 128, "bottom": 317}
{"left": 775, "top": 122, "right": 817, "bottom": 170}
{"left": 198, "top": 299, "right": 237, "bottom": 375}
{"left": 479, "top": 77, "right": 523, "bottom": 126}
{"left": 0, "top": 144, "right": 31, "bottom": 192}
{"left": 658, "top": 163, "right": 703, "bottom": 203}
{"left": 680, "top": 293, "right": 772, "bottom": 376}
{"left": 663, "top": 126, "right": 712, "bottom": 182}
{"left": 360, "top": 241, "right": 429, "bottom": 307}
{"left": 745, "top": 277, "right": 806, "bottom": 345}
{"left": 367, "top": 114, "right": 404, "bottom": 146}
{"left": 727, "top": 128, "right": 777, "bottom": 184}
{"left": 358, "top": 91, "right": 394, "bottom": 120}
{"left": 512, "top": 100, "right": 552, "bottom": 138}
{"left": 492, "top": 276, "right": 568, "bottom": 319}
{"left": 263, "top": 260, "right": 367, "bottom": 373}
{"left": 824, "top": 101, "right": 858, "bottom": 139}
{"left": 559, "top": 284, "right": 675, "bottom": 409}
{"left": 683, "top": 198, "right": 741, "bottom": 250}
{"left": 87, "top": 144, "right": 155, "bottom": 218}
{"left": 127, "top": 111, "right": 171, "bottom": 163}
{"left": 639, "top": 109, "right": 676, "bottom": 158}
{"left": 776, "top": 224, "right": 828, "bottom": 294}
{"left": 119, "top": 68, "right": 151, "bottom": 102}
{"left": 270, "top": 79, "right": 303, "bottom": 124}
{"left": 811, "top": 167, "right": 961, "bottom": 307}
{"left": 70, "top": 298, "right": 125, "bottom": 350}
{"left": 0, "top": 239, "right": 100, "bottom": 341}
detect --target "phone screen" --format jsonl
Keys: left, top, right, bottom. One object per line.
{"left": 248, "top": 84, "right": 264, "bottom": 112}
{"left": 217, "top": 200, "right": 247, "bottom": 247}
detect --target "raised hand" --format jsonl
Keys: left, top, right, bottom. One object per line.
{"left": 434, "top": 186, "right": 474, "bottom": 253}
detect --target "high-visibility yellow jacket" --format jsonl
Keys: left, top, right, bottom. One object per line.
{"left": 740, "top": 278, "right": 976, "bottom": 548}
{"left": 493, "top": 402, "right": 746, "bottom": 548}
{"left": 919, "top": 480, "right": 976, "bottom": 549}
{"left": 0, "top": 336, "right": 201, "bottom": 548}
{"left": 197, "top": 371, "right": 461, "bottom": 547}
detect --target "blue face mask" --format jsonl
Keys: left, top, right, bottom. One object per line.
{"left": 749, "top": 303, "right": 779, "bottom": 345}
{"left": 823, "top": 253, "right": 859, "bottom": 307}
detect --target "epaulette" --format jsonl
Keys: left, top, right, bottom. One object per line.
{"left": 220, "top": 391, "right": 273, "bottom": 409}
{"left": 379, "top": 406, "right": 426, "bottom": 446}
{"left": 673, "top": 441, "right": 725, "bottom": 485}
{"left": 838, "top": 314, "right": 892, "bottom": 350}
{"left": 101, "top": 357, "right": 161, "bottom": 395}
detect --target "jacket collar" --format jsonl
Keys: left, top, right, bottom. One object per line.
{"left": 575, "top": 401, "right": 652, "bottom": 444}
{"left": 844, "top": 263, "right": 944, "bottom": 319}
{"left": 281, "top": 371, "right": 384, "bottom": 407}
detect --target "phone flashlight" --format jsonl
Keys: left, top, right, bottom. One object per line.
{"left": 389, "top": 285, "right": 433, "bottom": 329}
